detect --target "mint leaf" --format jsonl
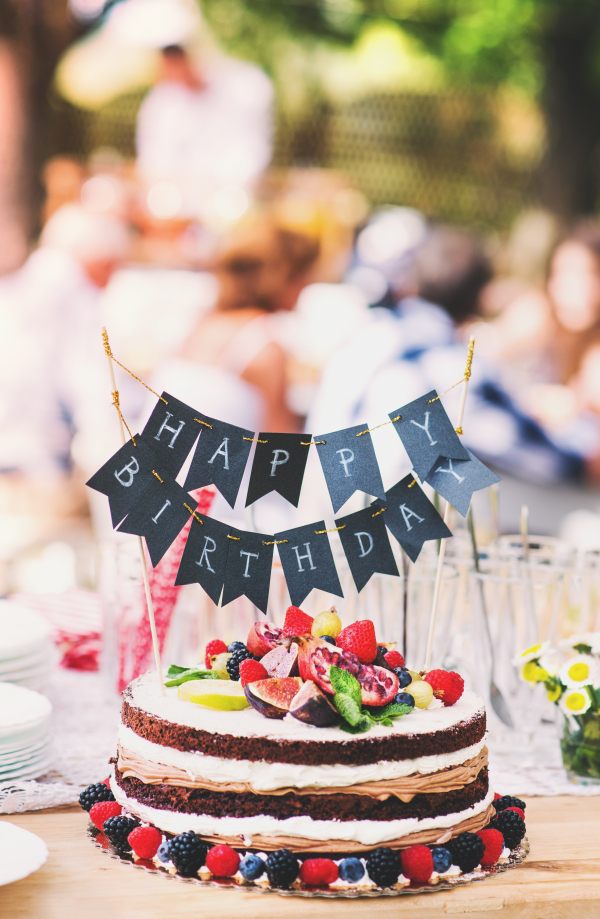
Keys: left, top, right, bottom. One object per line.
{"left": 378, "top": 702, "right": 414, "bottom": 719}
{"left": 167, "top": 664, "right": 188, "bottom": 676}
{"left": 330, "top": 665, "right": 361, "bottom": 706}
{"left": 339, "top": 717, "right": 372, "bottom": 734}
{"left": 164, "top": 668, "right": 213, "bottom": 687}
{"left": 334, "top": 692, "right": 366, "bottom": 726}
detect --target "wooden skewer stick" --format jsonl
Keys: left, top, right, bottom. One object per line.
{"left": 102, "top": 328, "right": 165, "bottom": 696}
{"left": 423, "top": 337, "right": 475, "bottom": 671}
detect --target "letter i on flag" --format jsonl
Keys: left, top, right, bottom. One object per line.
{"left": 221, "top": 529, "right": 274, "bottom": 614}
{"left": 274, "top": 521, "right": 344, "bottom": 607}
{"left": 184, "top": 413, "right": 254, "bottom": 509}
{"left": 117, "top": 474, "right": 198, "bottom": 567}
{"left": 246, "top": 434, "right": 311, "bottom": 507}
{"left": 86, "top": 436, "right": 157, "bottom": 527}
{"left": 175, "top": 513, "right": 232, "bottom": 604}
{"left": 388, "top": 390, "right": 469, "bottom": 480}
{"left": 315, "top": 424, "right": 386, "bottom": 513}
{"left": 335, "top": 506, "right": 399, "bottom": 592}
{"left": 140, "top": 392, "right": 203, "bottom": 477}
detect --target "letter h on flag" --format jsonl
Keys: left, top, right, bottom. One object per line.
{"left": 274, "top": 521, "right": 344, "bottom": 607}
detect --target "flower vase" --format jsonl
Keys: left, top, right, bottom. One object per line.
{"left": 560, "top": 710, "right": 600, "bottom": 785}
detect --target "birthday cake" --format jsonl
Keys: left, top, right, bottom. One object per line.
{"left": 81, "top": 606, "right": 527, "bottom": 892}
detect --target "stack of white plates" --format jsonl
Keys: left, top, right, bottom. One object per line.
{"left": 0, "top": 682, "right": 53, "bottom": 781}
{"left": 0, "top": 601, "right": 58, "bottom": 690}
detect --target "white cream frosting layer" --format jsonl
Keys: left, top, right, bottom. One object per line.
{"left": 110, "top": 772, "right": 494, "bottom": 846}
{"left": 118, "top": 724, "right": 486, "bottom": 792}
{"left": 126, "top": 672, "right": 484, "bottom": 743}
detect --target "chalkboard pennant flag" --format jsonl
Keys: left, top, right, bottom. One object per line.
{"left": 246, "top": 433, "right": 311, "bottom": 508}
{"left": 139, "top": 392, "right": 201, "bottom": 478}
{"left": 221, "top": 528, "right": 274, "bottom": 614}
{"left": 117, "top": 473, "right": 197, "bottom": 567}
{"left": 175, "top": 513, "right": 232, "bottom": 604}
{"left": 371, "top": 474, "right": 452, "bottom": 563}
{"left": 389, "top": 390, "right": 469, "bottom": 481}
{"left": 335, "top": 506, "right": 399, "bottom": 593}
{"left": 183, "top": 413, "right": 254, "bottom": 509}
{"left": 274, "top": 521, "right": 344, "bottom": 607}
{"left": 425, "top": 449, "right": 501, "bottom": 517}
{"left": 86, "top": 436, "right": 157, "bottom": 528}
{"left": 315, "top": 424, "right": 386, "bottom": 514}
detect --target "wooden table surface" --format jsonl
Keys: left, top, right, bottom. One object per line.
{"left": 1, "top": 797, "right": 599, "bottom": 919}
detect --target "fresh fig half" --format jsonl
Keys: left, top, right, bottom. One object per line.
{"left": 244, "top": 677, "right": 304, "bottom": 719}
{"left": 261, "top": 643, "right": 299, "bottom": 678}
{"left": 357, "top": 664, "right": 399, "bottom": 706}
{"left": 246, "top": 621, "right": 283, "bottom": 659}
{"left": 289, "top": 680, "right": 339, "bottom": 727}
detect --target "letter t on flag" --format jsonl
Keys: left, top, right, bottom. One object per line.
{"left": 274, "top": 521, "right": 344, "bottom": 607}
{"left": 221, "top": 528, "right": 274, "bottom": 614}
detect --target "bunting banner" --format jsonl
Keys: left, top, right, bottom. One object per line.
{"left": 371, "top": 474, "right": 452, "bottom": 563}
{"left": 183, "top": 413, "right": 254, "bottom": 509}
{"left": 388, "top": 390, "right": 469, "bottom": 480}
{"left": 246, "top": 433, "right": 311, "bottom": 508}
{"left": 117, "top": 473, "right": 197, "bottom": 567}
{"left": 315, "top": 424, "right": 386, "bottom": 513}
{"left": 274, "top": 521, "right": 344, "bottom": 607}
{"left": 140, "top": 392, "right": 201, "bottom": 477}
{"left": 175, "top": 512, "right": 232, "bottom": 604}
{"left": 86, "top": 436, "right": 157, "bottom": 527}
{"left": 335, "top": 505, "right": 399, "bottom": 593}
{"left": 221, "top": 528, "right": 274, "bottom": 614}
{"left": 425, "top": 450, "right": 501, "bottom": 516}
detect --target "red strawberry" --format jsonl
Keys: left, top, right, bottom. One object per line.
{"left": 128, "top": 826, "right": 162, "bottom": 860}
{"left": 506, "top": 806, "right": 525, "bottom": 821}
{"left": 102, "top": 777, "right": 111, "bottom": 787}
{"left": 205, "top": 844, "right": 240, "bottom": 877}
{"left": 238, "top": 658, "right": 268, "bottom": 687}
{"left": 400, "top": 844, "right": 434, "bottom": 883}
{"left": 477, "top": 828, "right": 504, "bottom": 866}
{"left": 494, "top": 792, "right": 502, "bottom": 801}
{"left": 205, "top": 639, "right": 228, "bottom": 669}
{"left": 299, "top": 858, "right": 339, "bottom": 886}
{"left": 282, "top": 606, "right": 314, "bottom": 637}
{"left": 423, "top": 669, "right": 464, "bottom": 706}
{"left": 89, "top": 800, "right": 122, "bottom": 831}
{"left": 384, "top": 650, "right": 405, "bottom": 670}
{"left": 336, "top": 620, "right": 377, "bottom": 664}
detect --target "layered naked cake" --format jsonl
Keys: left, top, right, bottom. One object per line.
{"left": 110, "top": 672, "right": 494, "bottom": 854}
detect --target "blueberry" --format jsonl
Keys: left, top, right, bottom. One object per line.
{"left": 240, "top": 853, "right": 266, "bottom": 881}
{"left": 395, "top": 669, "right": 412, "bottom": 688}
{"left": 338, "top": 857, "right": 365, "bottom": 883}
{"left": 394, "top": 692, "right": 415, "bottom": 707}
{"left": 431, "top": 847, "right": 452, "bottom": 873}
{"left": 319, "top": 635, "right": 336, "bottom": 645}
{"left": 156, "top": 840, "right": 171, "bottom": 863}
{"left": 228, "top": 641, "right": 246, "bottom": 653}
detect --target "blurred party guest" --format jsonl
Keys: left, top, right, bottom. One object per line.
{"left": 308, "top": 227, "right": 586, "bottom": 489}
{"left": 136, "top": 44, "right": 273, "bottom": 219}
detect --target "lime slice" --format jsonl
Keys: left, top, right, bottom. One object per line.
{"left": 178, "top": 679, "right": 249, "bottom": 711}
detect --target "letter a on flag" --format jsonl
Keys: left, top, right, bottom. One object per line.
{"left": 184, "top": 412, "right": 254, "bottom": 509}
{"left": 370, "top": 474, "right": 452, "bottom": 563}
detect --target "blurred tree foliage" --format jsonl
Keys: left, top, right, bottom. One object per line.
{"left": 199, "top": 0, "right": 600, "bottom": 217}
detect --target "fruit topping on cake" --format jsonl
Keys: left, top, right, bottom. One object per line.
{"left": 204, "top": 639, "right": 227, "bottom": 669}
{"left": 282, "top": 605, "right": 315, "bottom": 637}
{"left": 243, "top": 677, "right": 304, "bottom": 718}
{"left": 424, "top": 669, "right": 465, "bottom": 706}
{"left": 246, "top": 621, "right": 283, "bottom": 658}
{"left": 336, "top": 619, "right": 377, "bottom": 663}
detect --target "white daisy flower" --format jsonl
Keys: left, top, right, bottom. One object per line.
{"left": 514, "top": 641, "right": 551, "bottom": 666}
{"left": 558, "top": 654, "right": 600, "bottom": 689}
{"left": 538, "top": 652, "right": 561, "bottom": 677}
{"left": 559, "top": 688, "right": 592, "bottom": 715}
{"left": 559, "top": 633, "right": 600, "bottom": 654}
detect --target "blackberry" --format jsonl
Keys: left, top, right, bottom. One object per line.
{"left": 366, "top": 847, "right": 401, "bottom": 887}
{"left": 490, "top": 810, "right": 526, "bottom": 849}
{"left": 169, "top": 831, "right": 208, "bottom": 877}
{"left": 431, "top": 846, "right": 452, "bottom": 873}
{"left": 103, "top": 815, "right": 138, "bottom": 852}
{"left": 79, "top": 782, "right": 115, "bottom": 812}
{"left": 447, "top": 832, "right": 485, "bottom": 873}
{"left": 493, "top": 795, "right": 526, "bottom": 814}
{"left": 226, "top": 647, "right": 255, "bottom": 681}
{"left": 228, "top": 641, "right": 246, "bottom": 653}
{"left": 265, "top": 849, "right": 299, "bottom": 888}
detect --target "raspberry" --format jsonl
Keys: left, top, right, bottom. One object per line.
{"left": 205, "top": 639, "right": 228, "bottom": 669}
{"left": 89, "top": 800, "right": 122, "bottom": 830}
{"left": 424, "top": 669, "right": 464, "bottom": 706}
{"left": 494, "top": 792, "right": 502, "bottom": 801}
{"left": 400, "top": 845, "right": 434, "bottom": 883}
{"left": 299, "top": 858, "right": 339, "bottom": 886}
{"left": 493, "top": 795, "right": 526, "bottom": 813}
{"left": 79, "top": 782, "right": 115, "bottom": 812}
{"left": 477, "top": 829, "right": 504, "bottom": 867}
{"left": 366, "top": 847, "right": 401, "bottom": 887}
{"left": 384, "top": 650, "right": 405, "bottom": 670}
{"left": 282, "top": 606, "right": 314, "bottom": 637}
{"left": 265, "top": 849, "right": 300, "bottom": 888}
{"left": 337, "top": 620, "right": 377, "bottom": 664}
{"left": 226, "top": 647, "right": 255, "bottom": 681}
{"left": 447, "top": 832, "right": 485, "bottom": 872}
{"left": 238, "top": 658, "right": 268, "bottom": 687}
{"left": 506, "top": 806, "right": 525, "bottom": 821}
{"left": 103, "top": 815, "right": 138, "bottom": 852}
{"left": 128, "top": 826, "right": 162, "bottom": 860}
{"left": 489, "top": 810, "right": 526, "bottom": 850}
{"left": 205, "top": 844, "right": 240, "bottom": 877}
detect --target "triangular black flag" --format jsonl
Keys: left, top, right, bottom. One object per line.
{"left": 274, "top": 521, "right": 344, "bottom": 607}
{"left": 183, "top": 413, "right": 253, "bottom": 509}
{"left": 315, "top": 424, "right": 386, "bottom": 513}
{"left": 335, "top": 505, "right": 399, "bottom": 592}
{"left": 425, "top": 449, "right": 501, "bottom": 516}
{"left": 117, "top": 473, "right": 196, "bottom": 567}
{"left": 389, "top": 390, "right": 469, "bottom": 480}
{"left": 246, "top": 433, "right": 311, "bottom": 507}
{"left": 371, "top": 474, "right": 452, "bottom": 563}
{"left": 221, "top": 528, "right": 274, "bottom": 614}
{"left": 175, "top": 513, "right": 232, "bottom": 604}
{"left": 86, "top": 436, "right": 157, "bottom": 527}
{"left": 139, "top": 392, "right": 201, "bottom": 478}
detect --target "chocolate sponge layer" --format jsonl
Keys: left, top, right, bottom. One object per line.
{"left": 121, "top": 696, "right": 486, "bottom": 766}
